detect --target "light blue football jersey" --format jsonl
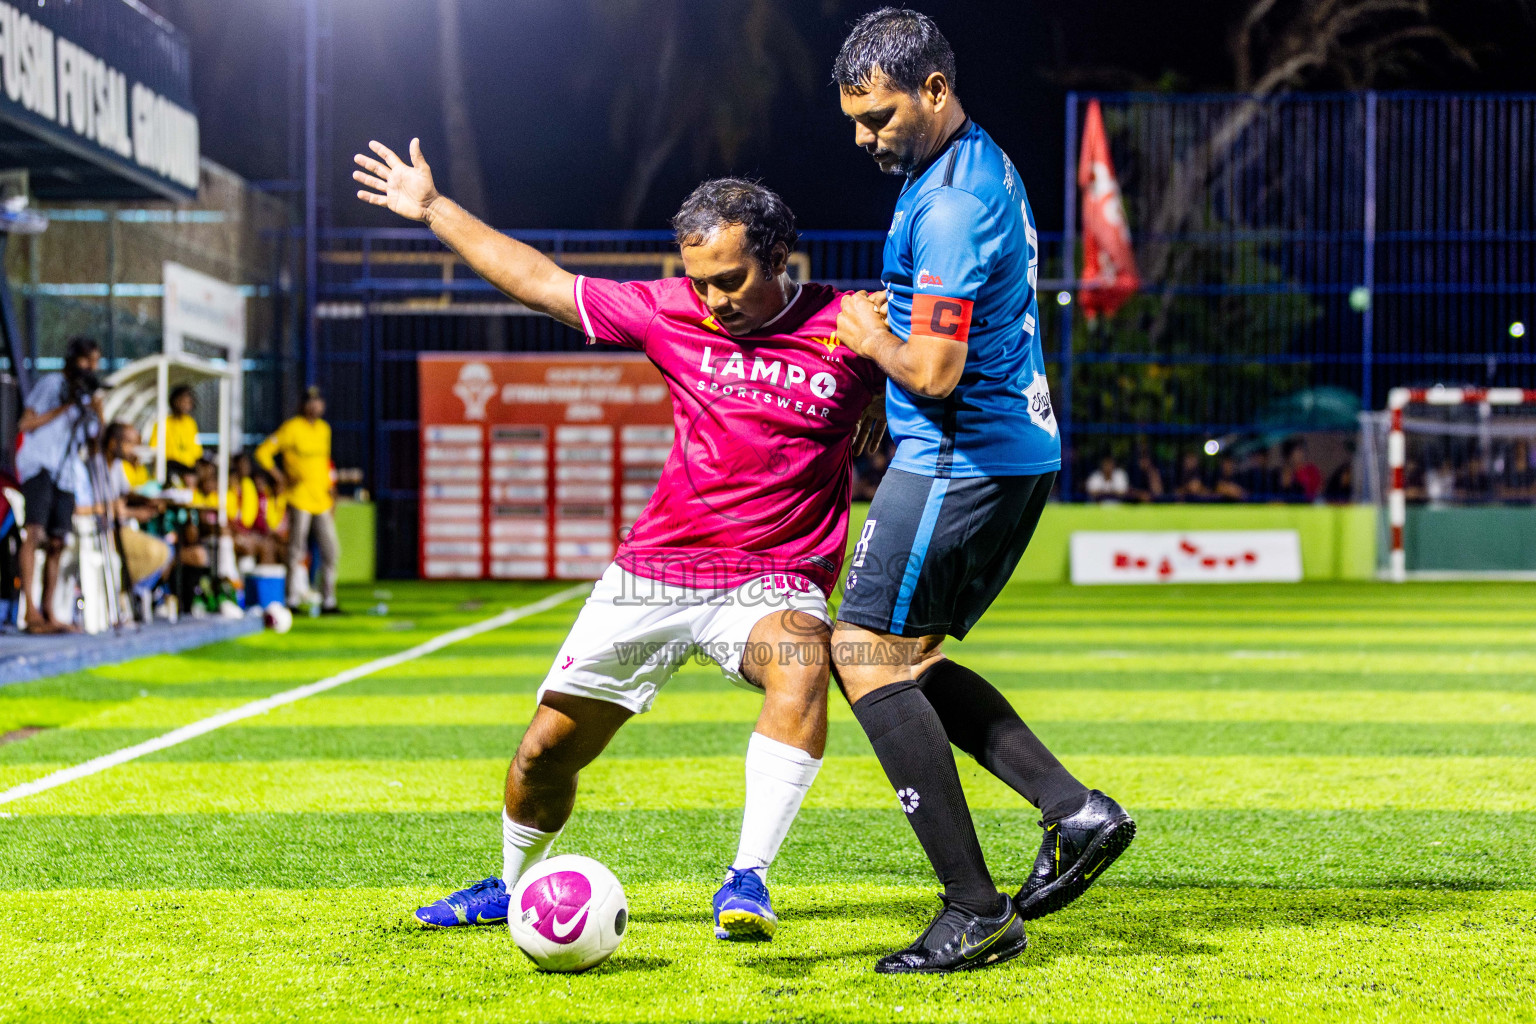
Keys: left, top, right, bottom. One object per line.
{"left": 882, "top": 120, "right": 1060, "bottom": 478}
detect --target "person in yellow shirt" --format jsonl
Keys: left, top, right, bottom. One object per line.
{"left": 122, "top": 460, "right": 150, "bottom": 491}
{"left": 190, "top": 458, "right": 222, "bottom": 510}
{"left": 227, "top": 453, "right": 260, "bottom": 529}
{"left": 229, "top": 454, "right": 283, "bottom": 565}
{"left": 149, "top": 385, "right": 203, "bottom": 479}
{"left": 117, "top": 431, "right": 151, "bottom": 492}
{"left": 102, "top": 422, "right": 173, "bottom": 589}
{"left": 256, "top": 386, "right": 341, "bottom": 612}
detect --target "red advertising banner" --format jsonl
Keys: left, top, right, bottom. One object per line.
{"left": 418, "top": 353, "right": 672, "bottom": 580}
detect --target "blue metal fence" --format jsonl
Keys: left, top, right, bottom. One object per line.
{"left": 312, "top": 91, "right": 1536, "bottom": 573}
{"left": 1058, "top": 91, "right": 1536, "bottom": 495}
{"left": 312, "top": 228, "right": 1070, "bottom": 577}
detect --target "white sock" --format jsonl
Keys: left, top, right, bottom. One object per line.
{"left": 502, "top": 811, "right": 560, "bottom": 887}
{"left": 731, "top": 732, "right": 822, "bottom": 882}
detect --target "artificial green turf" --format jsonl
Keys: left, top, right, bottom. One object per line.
{"left": 12, "top": 720, "right": 1536, "bottom": 766}
{"left": 34, "top": 687, "right": 1535, "bottom": 725}
{"left": 1, "top": 579, "right": 1534, "bottom": 1022}
{"left": 11, "top": 752, "right": 1536, "bottom": 816}
{"left": 0, "top": 886, "right": 1531, "bottom": 1023}
{"left": 3, "top": 810, "right": 1534, "bottom": 891}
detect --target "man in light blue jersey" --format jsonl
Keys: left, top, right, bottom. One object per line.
{"left": 828, "top": 8, "right": 1134, "bottom": 974}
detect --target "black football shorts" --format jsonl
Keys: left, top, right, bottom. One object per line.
{"left": 836, "top": 468, "right": 1054, "bottom": 640}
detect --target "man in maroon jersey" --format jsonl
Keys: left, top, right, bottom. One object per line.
{"left": 355, "top": 140, "right": 883, "bottom": 941}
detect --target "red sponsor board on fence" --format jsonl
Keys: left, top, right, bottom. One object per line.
{"left": 418, "top": 354, "right": 672, "bottom": 580}
{"left": 1070, "top": 531, "right": 1304, "bottom": 585}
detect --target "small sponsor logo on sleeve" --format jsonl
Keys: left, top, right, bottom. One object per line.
{"left": 917, "top": 269, "right": 944, "bottom": 288}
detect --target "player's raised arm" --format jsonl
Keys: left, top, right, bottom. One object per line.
{"left": 353, "top": 138, "right": 580, "bottom": 329}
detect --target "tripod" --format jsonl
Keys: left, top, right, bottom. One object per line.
{"left": 50, "top": 389, "right": 125, "bottom": 633}
{"left": 82, "top": 448, "right": 129, "bottom": 632}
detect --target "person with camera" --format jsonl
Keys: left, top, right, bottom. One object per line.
{"left": 15, "top": 337, "right": 104, "bottom": 633}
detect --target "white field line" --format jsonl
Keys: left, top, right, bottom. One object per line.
{"left": 0, "top": 583, "right": 590, "bottom": 808}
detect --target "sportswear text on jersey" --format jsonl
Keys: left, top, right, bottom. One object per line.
{"left": 574, "top": 275, "right": 884, "bottom": 593}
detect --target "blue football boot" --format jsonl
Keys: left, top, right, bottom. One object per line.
{"left": 414, "top": 877, "right": 509, "bottom": 928}
{"left": 713, "top": 867, "right": 777, "bottom": 941}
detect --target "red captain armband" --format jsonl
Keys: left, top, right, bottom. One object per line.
{"left": 910, "top": 294, "right": 974, "bottom": 343}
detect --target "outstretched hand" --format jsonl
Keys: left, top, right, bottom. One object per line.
{"left": 353, "top": 138, "right": 441, "bottom": 223}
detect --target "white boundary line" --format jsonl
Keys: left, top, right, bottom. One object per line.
{"left": 0, "top": 583, "right": 590, "bottom": 809}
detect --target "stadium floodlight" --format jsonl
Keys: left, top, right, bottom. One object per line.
{"left": 1512, "top": 322, "right": 1528, "bottom": 339}
{"left": 1203, "top": 439, "right": 1220, "bottom": 456}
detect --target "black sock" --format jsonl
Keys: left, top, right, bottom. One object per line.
{"left": 850, "top": 681, "right": 997, "bottom": 915}
{"left": 917, "top": 660, "right": 1091, "bottom": 822}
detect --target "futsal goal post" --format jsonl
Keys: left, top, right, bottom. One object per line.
{"left": 1378, "top": 387, "right": 1536, "bottom": 582}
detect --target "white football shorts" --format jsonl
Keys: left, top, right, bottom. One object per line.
{"left": 536, "top": 563, "right": 831, "bottom": 715}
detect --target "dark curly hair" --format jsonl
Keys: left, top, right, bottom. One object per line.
{"left": 832, "top": 7, "right": 957, "bottom": 96}
{"left": 671, "top": 178, "right": 799, "bottom": 274}
{"left": 65, "top": 336, "right": 100, "bottom": 362}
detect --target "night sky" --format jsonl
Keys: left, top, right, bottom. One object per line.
{"left": 146, "top": 0, "right": 1536, "bottom": 233}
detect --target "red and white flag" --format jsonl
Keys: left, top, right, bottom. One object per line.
{"left": 1078, "top": 99, "right": 1140, "bottom": 320}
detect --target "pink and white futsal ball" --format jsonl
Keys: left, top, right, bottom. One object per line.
{"left": 509, "top": 855, "right": 628, "bottom": 973}
{"left": 263, "top": 602, "right": 293, "bottom": 634}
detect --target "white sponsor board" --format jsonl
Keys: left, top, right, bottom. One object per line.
{"left": 164, "top": 261, "right": 246, "bottom": 441}
{"left": 1070, "top": 530, "right": 1303, "bottom": 585}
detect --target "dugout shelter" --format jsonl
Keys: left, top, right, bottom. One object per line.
{"left": 103, "top": 354, "right": 234, "bottom": 528}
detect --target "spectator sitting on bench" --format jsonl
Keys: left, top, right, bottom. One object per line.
{"left": 229, "top": 455, "right": 286, "bottom": 565}
{"left": 1086, "top": 455, "right": 1129, "bottom": 503}
{"left": 1176, "top": 451, "right": 1210, "bottom": 502}
{"left": 1212, "top": 456, "right": 1247, "bottom": 503}
{"left": 1127, "top": 447, "right": 1164, "bottom": 503}
{"left": 103, "top": 423, "right": 173, "bottom": 600}
{"left": 190, "top": 458, "right": 221, "bottom": 511}
{"left": 1280, "top": 439, "right": 1323, "bottom": 504}
{"left": 1240, "top": 448, "right": 1279, "bottom": 501}
{"left": 149, "top": 385, "right": 203, "bottom": 482}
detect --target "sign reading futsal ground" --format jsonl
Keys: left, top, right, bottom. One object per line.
{"left": 0, "top": 0, "right": 199, "bottom": 199}
{"left": 1070, "top": 531, "right": 1303, "bottom": 585}
{"left": 418, "top": 354, "right": 671, "bottom": 581}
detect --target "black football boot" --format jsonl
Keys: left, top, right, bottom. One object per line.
{"left": 1014, "top": 789, "right": 1136, "bottom": 920}
{"left": 874, "top": 893, "right": 1027, "bottom": 974}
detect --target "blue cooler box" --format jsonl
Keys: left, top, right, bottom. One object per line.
{"left": 245, "top": 568, "right": 287, "bottom": 610}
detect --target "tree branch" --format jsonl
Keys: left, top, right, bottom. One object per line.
{"left": 1230, "top": 0, "right": 1287, "bottom": 90}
